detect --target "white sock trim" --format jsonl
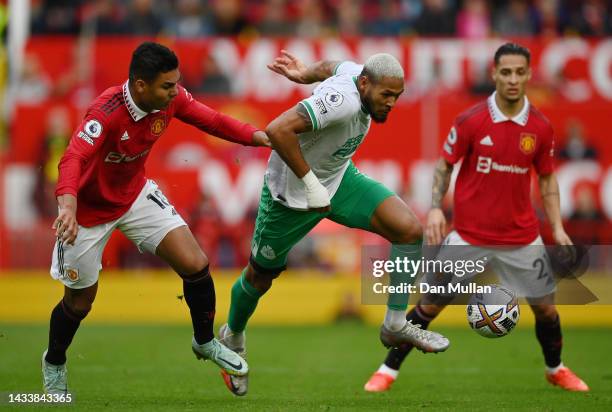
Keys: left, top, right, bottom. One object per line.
{"left": 377, "top": 364, "right": 399, "bottom": 379}
{"left": 546, "top": 362, "right": 564, "bottom": 374}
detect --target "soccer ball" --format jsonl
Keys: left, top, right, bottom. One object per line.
{"left": 466, "top": 284, "right": 520, "bottom": 338}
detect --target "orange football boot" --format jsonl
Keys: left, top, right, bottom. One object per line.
{"left": 546, "top": 367, "right": 589, "bottom": 392}
{"left": 364, "top": 372, "right": 396, "bottom": 392}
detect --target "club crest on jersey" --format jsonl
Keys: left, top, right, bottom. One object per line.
{"left": 325, "top": 92, "right": 343, "bottom": 107}
{"left": 519, "top": 133, "right": 536, "bottom": 154}
{"left": 151, "top": 118, "right": 166, "bottom": 136}
{"left": 84, "top": 119, "right": 102, "bottom": 138}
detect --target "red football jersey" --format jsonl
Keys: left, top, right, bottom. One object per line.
{"left": 441, "top": 93, "right": 555, "bottom": 245}
{"left": 56, "top": 82, "right": 258, "bottom": 227}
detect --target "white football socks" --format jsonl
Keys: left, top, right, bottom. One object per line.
{"left": 225, "top": 326, "right": 245, "bottom": 348}
{"left": 377, "top": 364, "right": 399, "bottom": 379}
{"left": 546, "top": 362, "right": 564, "bottom": 374}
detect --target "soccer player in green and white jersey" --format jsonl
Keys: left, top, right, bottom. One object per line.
{"left": 218, "top": 51, "right": 450, "bottom": 395}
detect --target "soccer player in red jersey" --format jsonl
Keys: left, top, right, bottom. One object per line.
{"left": 41, "top": 42, "right": 270, "bottom": 396}
{"left": 364, "top": 43, "right": 589, "bottom": 393}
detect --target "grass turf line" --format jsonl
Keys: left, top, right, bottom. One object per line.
{"left": 0, "top": 324, "right": 610, "bottom": 411}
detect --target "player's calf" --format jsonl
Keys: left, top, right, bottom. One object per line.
{"left": 181, "top": 265, "right": 216, "bottom": 345}
{"left": 42, "top": 294, "right": 91, "bottom": 396}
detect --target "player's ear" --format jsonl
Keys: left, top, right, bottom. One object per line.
{"left": 134, "top": 79, "right": 147, "bottom": 93}
{"left": 358, "top": 75, "right": 369, "bottom": 91}
{"left": 526, "top": 67, "right": 532, "bottom": 81}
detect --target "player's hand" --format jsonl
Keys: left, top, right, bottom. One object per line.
{"left": 426, "top": 208, "right": 447, "bottom": 245}
{"left": 252, "top": 130, "right": 271, "bottom": 148}
{"left": 552, "top": 226, "right": 573, "bottom": 246}
{"left": 302, "top": 170, "right": 331, "bottom": 213}
{"left": 267, "top": 50, "right": 309, "bottom": 84}
{"left": 53, "top": 206, "right": 79, "bottom": 245}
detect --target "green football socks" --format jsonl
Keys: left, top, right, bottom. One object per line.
{"left": 386, "top": 239, "right": 423, "bottom": 311}
{"left": 228, "top": 270, "right": 264, "bottom": 333}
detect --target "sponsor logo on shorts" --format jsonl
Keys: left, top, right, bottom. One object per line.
{"left": 260, "top": 245, "right": 276, "bottom": 260}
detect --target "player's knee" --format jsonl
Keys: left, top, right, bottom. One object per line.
{"left": 531, "top": 304, "right": 558, "bottom": 322}
{"left": 419, "top": 303, "right": 444, "bottom": 318}
{"left": 179, "top": 251, "right": 209, "bottom": 277}
{"left": 246, "top": 264, "right": 281, "bottom": 294}
{"left": 63, "top": 296, "right": 94, "bottom": 319}
{"left": 395, "top": 217, "right": 423, "bottom": 244}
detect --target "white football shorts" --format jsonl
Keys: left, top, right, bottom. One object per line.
{"left": 50, "top": 179, "right": 187, "bottom": 289}
{"left": 422, "top": 230, "right": 556, "bottom": 299}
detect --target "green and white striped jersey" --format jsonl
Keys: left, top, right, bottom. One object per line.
{"left": 265, "top": 61, "right": 371, "bottom": 210}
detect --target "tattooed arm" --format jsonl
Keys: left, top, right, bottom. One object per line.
{"left": 427, "top": 158, "right": 454, "bottom": 245}
{"left": 267, "top": 50, "right": 341, "bottom": 84}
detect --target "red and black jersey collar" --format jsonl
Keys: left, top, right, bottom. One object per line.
{"left": 123, "top": 81, "right": 159, "bottom": 122}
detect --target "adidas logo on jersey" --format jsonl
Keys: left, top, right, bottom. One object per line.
{"left": 121, "top": 131, "right": 130, "bottom": 141}
{"left": 480, "top": 135, "right": 493, "bottom": 146}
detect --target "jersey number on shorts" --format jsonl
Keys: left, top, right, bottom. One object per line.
{"left": 147, "top": 190, "right": 170, "bottom": 209}
{"left": 533, "top": 256, "right": 554, "bottom": 285}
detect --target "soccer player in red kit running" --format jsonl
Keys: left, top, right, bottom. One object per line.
{"left": 364, "top": 43, "right": 589, "bottom": 393}
{"left": 41, "top": 42, "right": 270, "bottom": 396}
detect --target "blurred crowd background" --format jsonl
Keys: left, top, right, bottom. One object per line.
{"left": 1, "top": 0, "right": 611, "bottom": 273}
{"left": 30, "top": 0, "right": 612, "bottom": 38}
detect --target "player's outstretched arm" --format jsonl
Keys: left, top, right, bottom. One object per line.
{"left": 426, "top": 158, "right": 454, "bottom": 245}
{"left": 538, "top": 173, "right": 572, "bottom": 246}
{"left": 266, "top": 104, "right": 330, "bottom": 212}
{"left": 267, "top": 50, "right": 341, "bottom": 84}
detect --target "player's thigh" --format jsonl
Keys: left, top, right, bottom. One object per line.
{"left": 327, "top": 163, "right": 400, "bottom": 235}
{"left": 118, "top": 179, "right": 188, "bottom": 256}
{"left": 250, "top": 181, "right": 324, "bottom": 273}
{"left": 50, "top": 222, "right": 116, "bottom": 289}
{"left": 156, "top": 225, "right": 207, "bottom": 276}
{"left": 492, "top": 236, "right": 556, "bottom": 299}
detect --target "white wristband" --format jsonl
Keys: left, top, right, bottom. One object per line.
{"left": 301, "top": 170, "right": 319, "bottom": 189}
{"left": 301, "top": 170, "right": 330, "bottom": 208}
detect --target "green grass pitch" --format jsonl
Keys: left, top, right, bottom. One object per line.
{"left": 1, "top": 324, "right": 611, "bottom": 411}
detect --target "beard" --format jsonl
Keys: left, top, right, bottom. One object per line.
{"left": 362, "top": 96, "right": 388, "bottom": 123}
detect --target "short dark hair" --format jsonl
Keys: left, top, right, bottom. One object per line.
{"left": 129, "top": 42, "right": 179, "bottom": 83}
{"left": 494, "top": 43, "right": 531, "bottom": 66}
